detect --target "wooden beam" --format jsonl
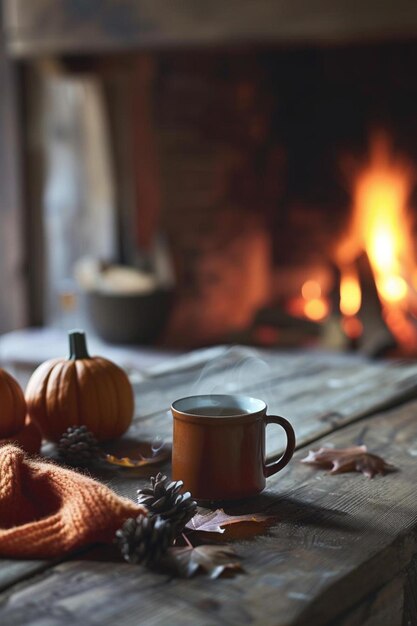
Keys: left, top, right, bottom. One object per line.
{"left": 3, "top": 0, "right": 417, "bottom": 57}
{"left": 0, "top": 15, "right": 27, "bottom": 330}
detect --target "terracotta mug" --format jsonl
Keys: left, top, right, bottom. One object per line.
{"left": 171, "top": 394, "right": 296, "bottom": 501}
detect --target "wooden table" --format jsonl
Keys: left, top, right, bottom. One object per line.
{"left": 2, "top": 346, "right": 417, "bottom": 626}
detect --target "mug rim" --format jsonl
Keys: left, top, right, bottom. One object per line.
{"left": 171, "top": 394, "right": 266, "bottom": 422}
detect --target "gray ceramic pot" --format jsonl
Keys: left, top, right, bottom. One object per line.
{"left": 85, "top": 289, "right": 173, "bottom": 344}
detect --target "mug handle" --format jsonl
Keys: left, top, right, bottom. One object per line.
{"left": 263, "top": 415, "right": 296, "bottom": 477}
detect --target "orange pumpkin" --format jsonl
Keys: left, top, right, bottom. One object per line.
{"left": 0, "top": 368, "right": 41, "bottom": 454}
{"left": 25, "top": 331, "right": 134, "bottom": 442}
{"left": 0, "top": 368, "right": 27, "bottom": 438}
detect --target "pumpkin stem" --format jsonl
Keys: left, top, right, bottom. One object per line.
{"left": 68, "top": 330, "right": 90, "bottom": 360}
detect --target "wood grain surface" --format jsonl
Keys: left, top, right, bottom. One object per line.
{"left": 2, "top": 400, "right": 417, "bottom": 625}
{"left": 0, "top": 561, "right": 48, "bottom": 593}
{"left": 2, "top": 347, "right": 417, "bottom": 625}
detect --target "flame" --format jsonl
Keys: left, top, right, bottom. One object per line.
{"left": 340, "top": 267, "right": 361, "bottom": 317}
{"left": 339, "top": 267, "right": 363, "bottom": 340}
{"left": 337, "top": 133, "right": 417, "bottom": 349}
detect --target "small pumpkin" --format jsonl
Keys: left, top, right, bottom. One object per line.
{"left": 26, "top": 330, "right": 134, "bottom": 442}
{"left": 0, "top": 368, "right": 27, "bottom": 438}
{"left": 0, "top": 368, "right": 41, "bottom": 454}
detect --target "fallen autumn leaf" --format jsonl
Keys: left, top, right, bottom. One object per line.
{"left": 163, "top": 544, "right": 243, "bottom": 578}
{"left": 186, "top": 509, "right": 271, "bottom": 534}
{"left": 301, "top": 445, "right": 396, "bottom": 478}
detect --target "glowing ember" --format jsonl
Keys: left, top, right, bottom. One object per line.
{"left": 301, "top": 280, "right": 322, "bottom": 300}
{"left": 341, "top": 316, "right": 363, "bottom": 340}
{"left": 304, "top": 297, "right": 329, "bottom": 321}
{"left": 298, "top": 279, "right": 329, "bottom": 322}
{"left": 337, "top": 133, "right": 417, "bottom": 350}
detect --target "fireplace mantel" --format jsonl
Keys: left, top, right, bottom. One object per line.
{"left": 3, "top": 0, "right": 417, "bottom": 58}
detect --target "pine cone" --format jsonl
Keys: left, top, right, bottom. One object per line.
{"left": 58, "top": 425, "right": 102, "bottom": 467}
{"left": 115, "top": 514, "right": 173, "bottom": 565}
{"left": 138, "top": 473, "right": 197, "bottom": 535}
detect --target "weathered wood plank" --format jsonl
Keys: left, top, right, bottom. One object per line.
{"left": 403, "top": 554, "right": 417, "bottom": 626}
{"left": 129, "top": 347, "right": 417, "bottom": 457}
{"left": 4, "top": 0, "right": 417, "bottom": 57}
{"left": 6, "top": 347, "right": 417, "bottom": 596}
{"left": 0, "top": 562, "right": 49, "bottom": 593}
{"left": 329, "top": 576, "right": 404, "bottom": 626}
{"left": 2, "top": 347, "right": 417, "bottom": 621}
{"left": 2, "top": 400, "right": 417, "bottom": 625}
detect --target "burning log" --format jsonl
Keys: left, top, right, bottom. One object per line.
{"left": 336, "top": 133, "right": 417, "bottom": 357}
{"left": 355, "top": 252, "right": 396, "bottom": 357}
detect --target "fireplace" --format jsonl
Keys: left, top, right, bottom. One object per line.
{"left": 3, "top": 3, "right": 417, "bottom": 355}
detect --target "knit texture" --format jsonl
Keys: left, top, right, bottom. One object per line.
{"left": 0, "top": 445, "right": 144, "bottom": 558}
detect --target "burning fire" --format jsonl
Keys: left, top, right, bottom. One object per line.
{"left": 337, "top": 133, "right": 417, "bottom": 349}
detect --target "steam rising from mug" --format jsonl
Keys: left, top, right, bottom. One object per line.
{"left": 155, "top": 347, "right": 269, "bottom": 437}
{"left": 191, "top": 346, "right": 273, "bottom": 401}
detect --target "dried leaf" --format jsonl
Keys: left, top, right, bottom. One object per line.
{"left": 162, "top": 544, "right": 243, "bottom": 578}
{"left": 186, "top": 508, "right": 271, "bottom": 534}
{"left": 105, "top": 447, "right": 169, "bottom": 468}
{"left": 301, "top": 445, "right": 396, "bottom": 478}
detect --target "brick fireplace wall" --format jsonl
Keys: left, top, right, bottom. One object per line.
{"left": 128, "top": 42, "right": 417, "bottom": 344}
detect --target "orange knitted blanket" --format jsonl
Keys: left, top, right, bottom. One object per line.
{"left": 0, "top": 445, "right": 144, "bottom": 558}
